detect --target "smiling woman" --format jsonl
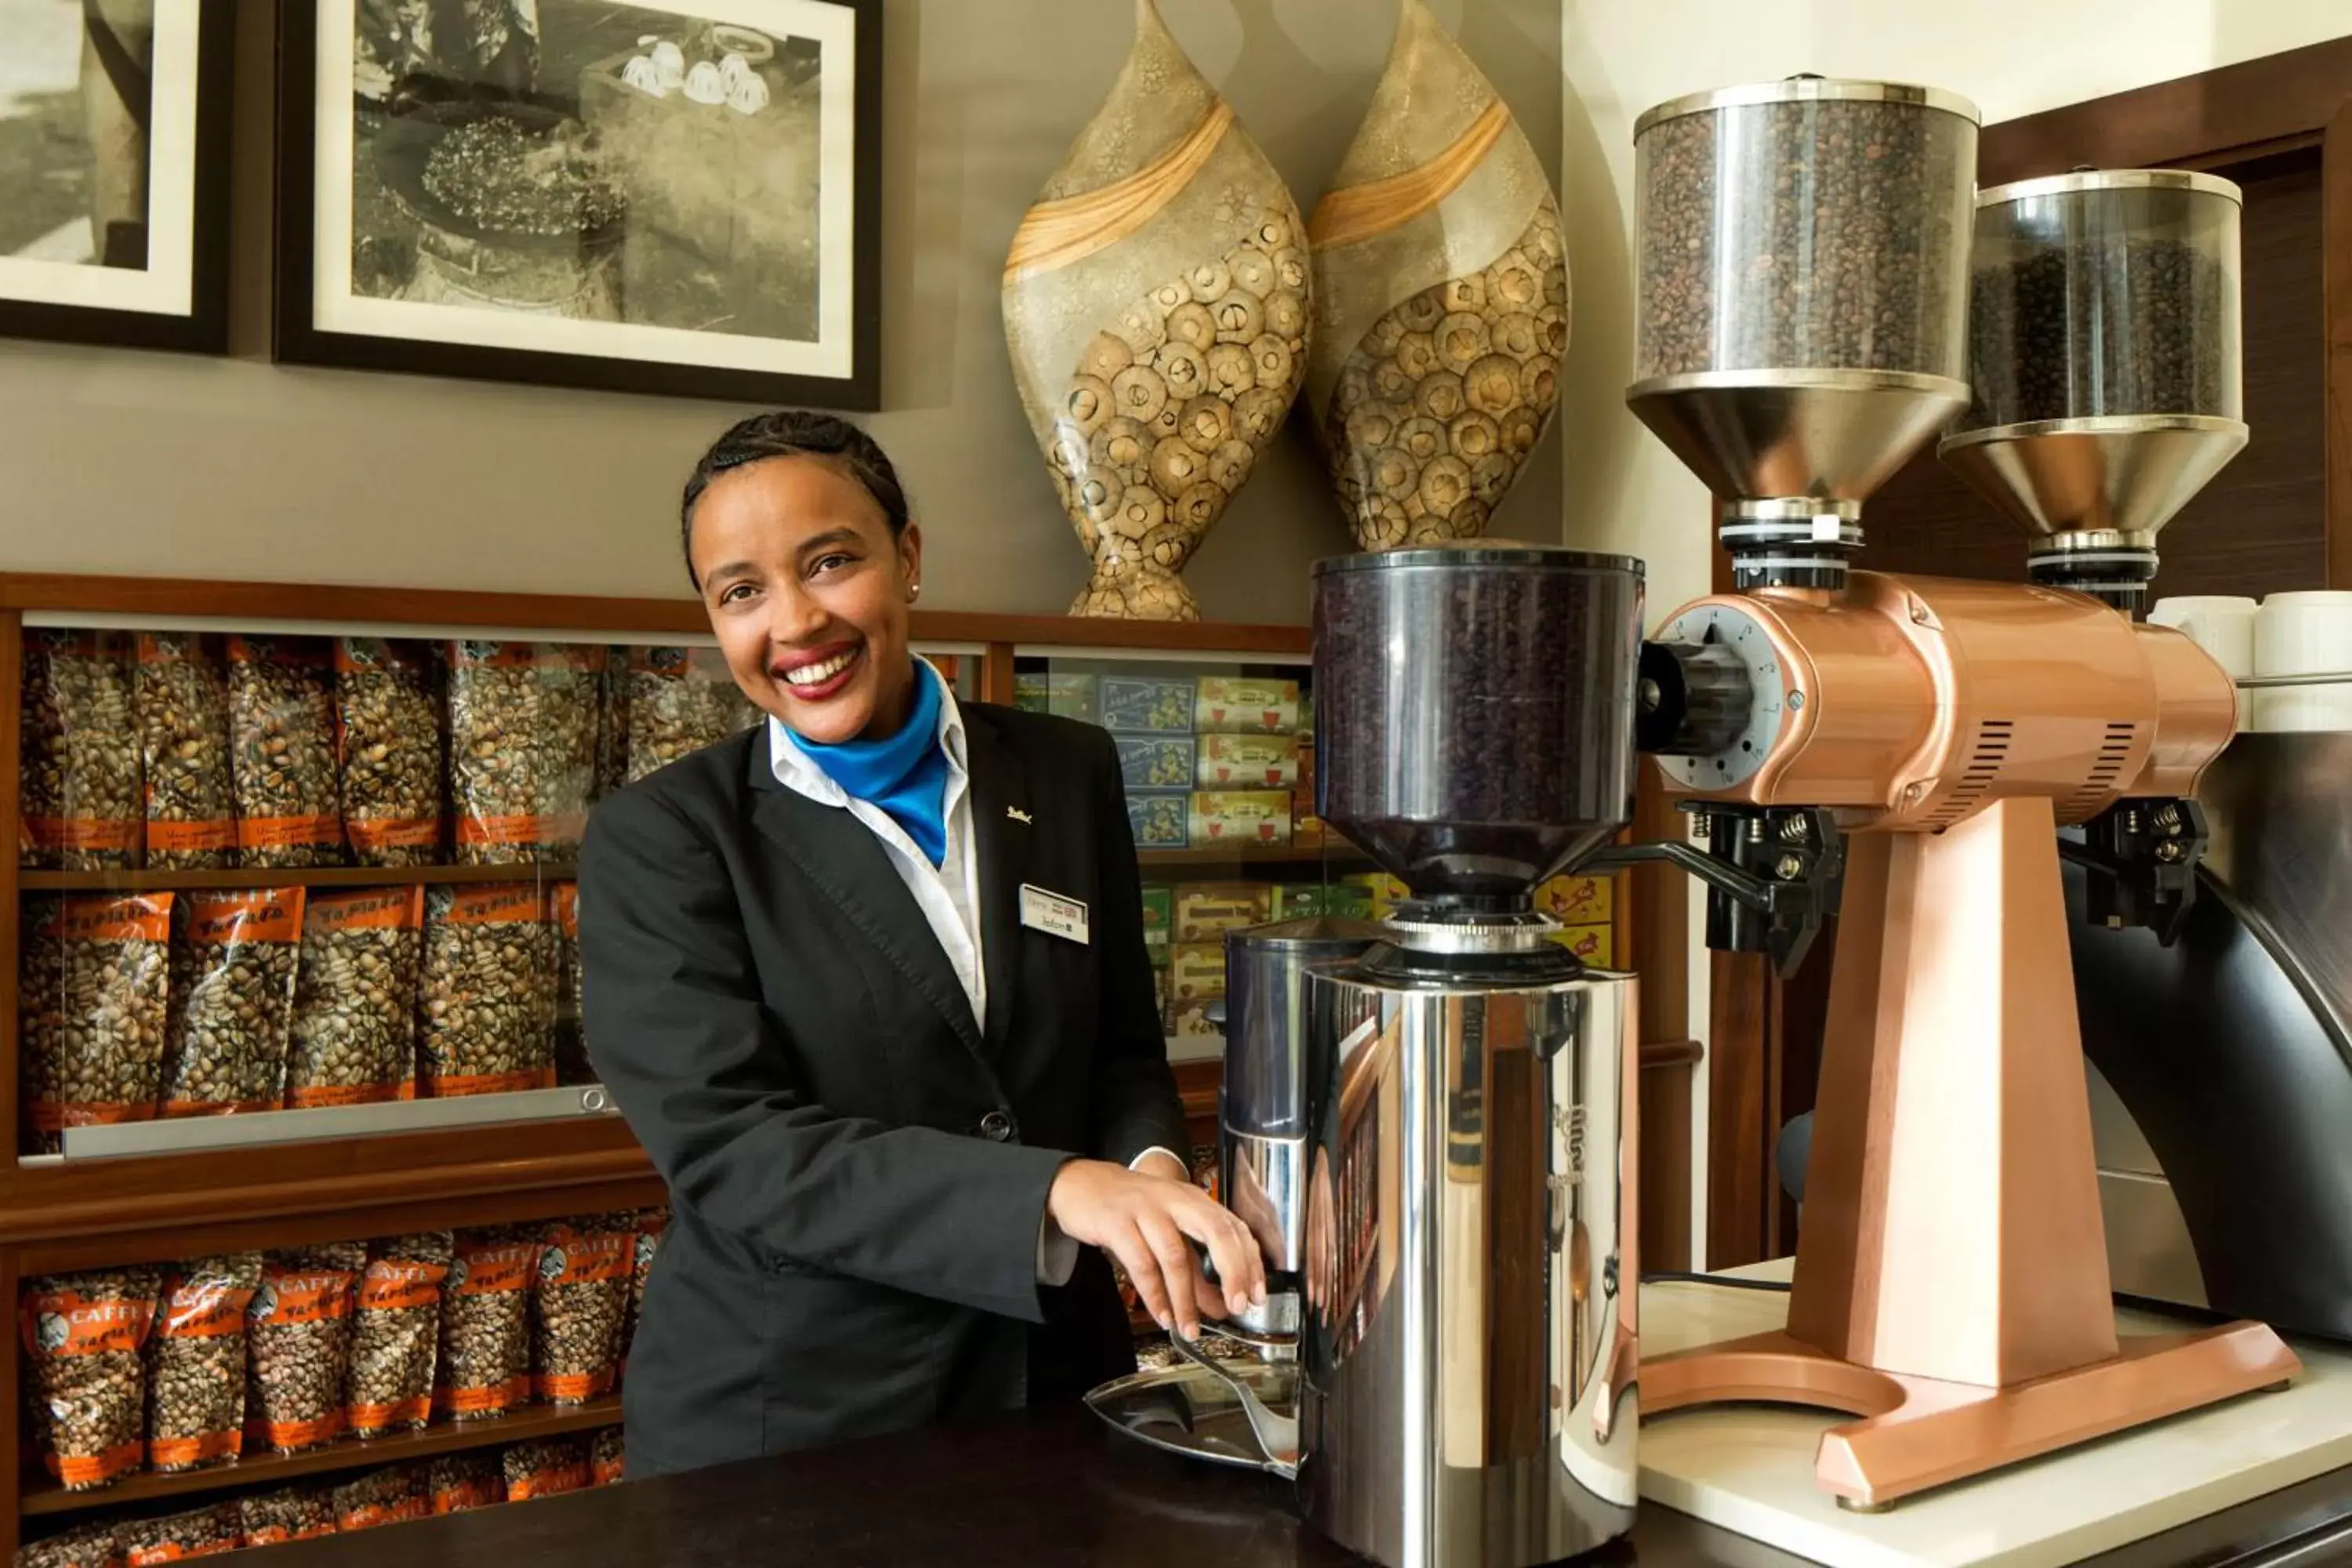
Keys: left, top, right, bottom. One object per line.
{"left": 575, "top": 411, "right": 1265, "bottom": 1480}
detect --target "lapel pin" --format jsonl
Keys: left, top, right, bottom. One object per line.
{"left": 1007, "top": 807, "right": 1033, "bottom": 825}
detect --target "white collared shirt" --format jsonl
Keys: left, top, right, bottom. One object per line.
{"left": 766, "top": 663, "right": 1185, "bottom": 1285}
{"left": 768, "top": 661, "right": 985, "bottom": 1029}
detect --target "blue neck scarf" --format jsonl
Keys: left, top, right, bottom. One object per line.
{"left": 789, "top": 662, "right": 951, "bottom": 866}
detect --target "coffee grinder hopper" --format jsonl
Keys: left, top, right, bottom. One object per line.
{"left": 1624, "top": 79, "right": 1981, "bottom": 588}
{"left": 1939, "top": 171, "right": 2248, "bottom": 608}
{"left": 1312, "top": 544, "right": 1645, "bottom": 924}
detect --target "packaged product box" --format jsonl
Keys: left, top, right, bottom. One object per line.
{"left": 1298, "top": 687, "right": 1316, "bottom": 740}
{"left": 1175, "top": 884, "right": 1269, "bottom": 942}
{"left": 1195, "top": 733, "right": 1300, "bottom": 788}
{"left": 1550, "top": 923, "right": 1613, "bottom": 967}
{"left": 1116, "top": 735, "right": 1196, "bottom": 791}
{"left": 1291, "top": 793, "right": 1325, "bottom": 850}
{"left": 1343, "top": 872, "right": 1410, "bottom": 917}
{"left": 1189, "top": 789, "right": 1292, "bottom": 848}
{"left": 1534, "top": 873, "right": 1614, "bottom": 927}
{"left": 1139, "top": 885, "right": 1173, "bottom": 956}
{"left": 1152, "top": 967, "right": 1171, "bottom": 1030}
{"left": 1323, "top": 883, "right": 1375, "bottom": 920}
{"left": 1101, "top": 677, "right": 1195, "bottom": 733}
{"left": 1170, "top": 942, "right": 1228, "bottom": 1001}
{"left": 1195, "top": 677, "right": 1301, "bottom": 735}
{"left": 1297, "top": 736, "right": 1316, "bottom": 795}
{"left": 1013, "top": 671, "right": 1099, "bottom": 723}
{"left": 1269, "top": 884, "right": 1329, "bottom": 920}
{"left": 1172, "top": 1001, "right": 1222, "bottom": 1039}
{"left": 1126, "top": 790, "right": 1190, "bottom": 849}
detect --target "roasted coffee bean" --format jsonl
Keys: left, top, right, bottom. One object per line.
{"left": 286, "top": 895, "right": 423, "bottom": 1107}
{"left": 136, "top": 633, "right": 236, "bottom": 872}
{"left": 227, "top": 637, "right": 344, "bottom": 869}
{"left": 238, "top": 1483, "right": 339, "bottom": 1544}
{"left": 619, "top": 1209, "right": 666, "bottom": 1367}
{"left": 162, "top": 891, "right": 303, "bottom": 1117}
{"left": 20, "top": 631, "right": 140, "bottom": 872}
{"left": 21, "top": 1269, "right": 162, "bottom": 1492}
{"left": 417, "top": 887, "right": 557, "bottom": 1095}
{"left": 15, "top": 1520, "right": 122, "bottom": 1568}
{"left": 448, "top": 644, "right": 601, "bottom": 867}
{"left": 625, "top": 650, "right": 758, "bottom": 782}
{"left": 147, "top": 1253, "right": 263, "bottom": 1474}
{"left": 1636, "top": 97, "right": 1971, "bottom": 379}
{"left": 246, "top": 1244, "right": 364, "bottom": 1454}
{"left": 348, "top": 1233, "right": 452, "bottom": 1438}
{"left": 1967, "top": 238, "right": 2230, "bottom": 426}
{"left": 20, "top": 897, "right": 172, "bottom": 1156}
{"left": 116, "top": 1506, "right": 238, "bottom": 1562}
{"left": 337, "top": 639, "right": 444, "bottom": 867}
{"left": 593, "top": 648, "right": 631, "bottom": 799}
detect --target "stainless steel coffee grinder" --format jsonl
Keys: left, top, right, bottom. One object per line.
{"left": 1091, "top": 544, "right": 1646, "bottom": 1568}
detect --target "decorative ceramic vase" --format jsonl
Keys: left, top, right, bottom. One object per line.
{"left": 1003, "top": 0, "right": 1310, "bottom": 621}
{"left": 1306, "top": 0, "right": 1568, "bottom": 551}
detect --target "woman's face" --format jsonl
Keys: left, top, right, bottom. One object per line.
{"left": 688, "top": 454, "right": 923, "bottom": 746}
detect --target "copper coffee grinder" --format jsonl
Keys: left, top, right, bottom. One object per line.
{"left": 1621, "top": 78, "right": 2301, "bottom": 1509}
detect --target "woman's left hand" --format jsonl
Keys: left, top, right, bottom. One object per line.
{"left": 1047, "top": 1159, "right": 1267, "bottom": 1341}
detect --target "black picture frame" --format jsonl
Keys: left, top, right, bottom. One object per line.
{"left": 0, "top": 1, "right": 237, "bottom": 355}
{"left": 273, "top": 0, "right": 883, "bottom": 409}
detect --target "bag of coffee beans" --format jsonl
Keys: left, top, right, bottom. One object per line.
{"left": 336, "top": 638, "right": 443, "bottom": 866}
{"left": 437, "top": 1229, "right": 542, "bottom": 1421}
{"left": 417, "top": 885, "right": 557, "bottom": 1098}
{"left": 14, "top": 1523, "right": 123, "bottom": 1568}
{"left": 428, "top": 1452, "right": 505, "bottom": 1515}
{"left": 591, "top": 1425, "right": 626, "bottom": 1486}
{"left": 135, "top": 633, "right": 236, "bottom": 872}
{"left": 531, "top": 1217, "right": 630, "bottom": 1405}
{"left": 448, "top": 641, "right": 601, "bottom": 866}
{"left": 119, "top": 1505, "right": 238, "bottom": 1565}
{"left": 226, "top": 636, "right": 343, "bottom": 869}
{"left": 245, "top": 1244, "right": 364, "bottom": 1454}
{"left": 625, "top": 646, "right": 757, "bottom": 782}
{"left": 550, "top": 884, "right": 591, "bottom": 1087}
{"left": 20, "top": 894, "right": 172, "bottom": 1155}
{"left": 616, "top": 1208, "right": 667, "bottom": 1380}
{"left": 161, "top": 889, "right": 304, "bottom": 1118}
{"left": 146, "top": 1253, "right": 263, "bottom": 1472}
{"left": 334, "top": 1463, "right": 431, "bottom": 1532}
{"left": 238, "top": 1484, "right": 338, "bottom": 1545}
{"left": 348, "top": 1232, "right": 452, "bottom": 1438}
{"left": 19, "top": 1269, "right": 160, "bottom": 1490}
{"left": 285, "top": 887, "right": 424, "bottom": 1109}
{"left": 20, "top": 630, "right": 140, "bottom": 871}
{"left": 503, "top": 1437, "right": 591, "bottom": 1501}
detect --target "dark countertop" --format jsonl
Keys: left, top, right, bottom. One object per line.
{"left": 252, "top": 1406, "right": 2352, "bottom": 1567}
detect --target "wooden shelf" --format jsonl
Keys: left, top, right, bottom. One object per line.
{"left": 19, "top": 863, "right": 570, "bottom": 892}
{"left": 1135, "top": 845, "right": 1368, "bottom": 873}
{"left": 20, "top": 1397, "right": 622, "bottom": 1516}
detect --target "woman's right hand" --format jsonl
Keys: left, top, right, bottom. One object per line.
{"left": 1047, "top": 1160, "right": 1267, "bottom": 1341}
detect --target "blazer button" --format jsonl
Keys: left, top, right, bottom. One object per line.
{"left": 980, "top": 1111, "right": 1015, "bottom": 1142}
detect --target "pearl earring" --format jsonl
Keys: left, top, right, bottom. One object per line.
{"left": 909, "top": 583, "right": 923, "bottom": 601}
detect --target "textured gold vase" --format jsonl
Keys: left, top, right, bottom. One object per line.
{"left": 1307, "top": 0, "right": 1567, "bottom": 551}
{"left": 1003, "top": 0, "right": 1310, "bottom": 622}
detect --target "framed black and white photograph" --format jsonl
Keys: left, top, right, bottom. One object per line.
{"left": 276, "top": 0, "right": 882, "bottom": 408}
{"left": 0, "top": 0, "right": 234, "bottom": 354}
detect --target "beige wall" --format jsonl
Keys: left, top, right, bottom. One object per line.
{"left": 0, "top": 0, "right": 1565, "bottom": 626}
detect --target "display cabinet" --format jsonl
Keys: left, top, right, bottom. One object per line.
{"left": 0, "top": 573, "right": 1647, "bottom": 1555}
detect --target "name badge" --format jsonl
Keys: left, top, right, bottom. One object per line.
{"left": 1020, "top": 885, "right": 1090, "bottom": 945}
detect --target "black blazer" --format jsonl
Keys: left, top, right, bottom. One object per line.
{"left": 577, "top": 704, "right": 1189, "bottom": 1479}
